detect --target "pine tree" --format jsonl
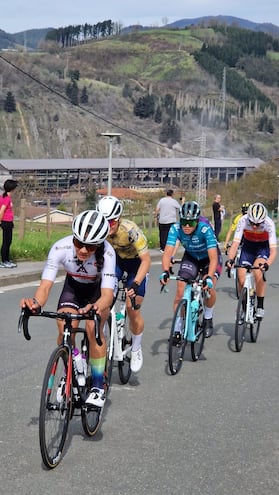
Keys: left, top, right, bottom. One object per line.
{"left": 4, "top": 91, "right": 16, "bottom": 113}
{"left": 80, "top": 86, "right": 89, "bottom": 104}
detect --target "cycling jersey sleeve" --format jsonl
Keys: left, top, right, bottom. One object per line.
{"left": 233, "top": 216, "right": 245, "bottom": 243}
{"left": 41, "top": 239, "right": 67, "bottom": 282}
{"left": 101, "top": 242, "right": 116, "bottom": 290}
{"left": 266, "top": 217, "right": 277, "bottom": 248}
{"left": 165, "top": 223, "right": 180, "bottom": 247}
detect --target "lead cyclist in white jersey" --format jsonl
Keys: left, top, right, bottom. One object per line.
{"left": 227, "top": 202, "right": 277, "bottom": 319}
{"left": 20, "top": 210, "right": 116, "bottom": 408}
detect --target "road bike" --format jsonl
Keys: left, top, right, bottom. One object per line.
{"left": 232, "top": 263, "right": 266, "bottom": 352}
{"left": 109, "top": 273, "right": 140, "bottom": 384}
{"left": 18, "top": 308, "right": 112, "bottom": 469}
{"left": 162, "top": 269, "right": 207, "bottom": 375}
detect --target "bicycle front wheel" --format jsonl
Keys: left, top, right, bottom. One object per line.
{"left": 235, "top": 288, "right": 247, "bottom": 352}
{"left": 39, "top": 346, "right": 72, "bottom": 469}
{"left": 81, "top": 367, "right": 102, "bottom": 437}
{"left": 191, "top": 302, "right": 205, "bottom": 361}
{"left": 168, "top": 299, "right": 187, "bottom": 375}
{"left": 104, "top": 317, "right": 113, "bottom": 394}
{"left": 235, "top": 267, "right": 240, "bottom": 299}
{"left": 118, "top": 315, "right": 132, "bottom": 384}
{"left": 250, "top": 311, "right": 261, "bottom": 343}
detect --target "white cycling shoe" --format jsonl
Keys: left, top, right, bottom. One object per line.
{"left": 131, "top": 347, "right": 143, "bottom": 373}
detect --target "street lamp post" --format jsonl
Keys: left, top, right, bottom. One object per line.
{"left": 100, "top": 132, "right": 122, "bottom": 195}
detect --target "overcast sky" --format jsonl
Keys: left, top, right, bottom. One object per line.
{"left": 1, "top": 1, "right": 279, "bottom": 34}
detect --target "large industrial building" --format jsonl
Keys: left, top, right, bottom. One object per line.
{"left": 0, "top": 156, "right": 264, "bottom": 195}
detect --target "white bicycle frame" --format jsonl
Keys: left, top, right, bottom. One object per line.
{"left": 242, "top": 268, "right": 256, "bottom": 324}
{"left": 107, "top": 303, "right": 132, "bottom": 362}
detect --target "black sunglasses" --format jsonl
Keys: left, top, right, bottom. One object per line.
{"left": 73, "top": 237, "right": 99, "bottom": 251}
{"left": 249, "top": 220, "right": 262, "bottom": 227}
{"left": 180, "top": 219, "right": 198, "bottom": 227}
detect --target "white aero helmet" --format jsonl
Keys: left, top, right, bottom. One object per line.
{"left": 72, "top": 210, "right": 109, "bottom": 244}
{"left": 247, "top": 202, "right": 267, "bottom": 224}
{"left": 97, "top": 195, "right": 123, "bottom": 220}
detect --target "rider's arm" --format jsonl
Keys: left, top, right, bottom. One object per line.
{"left": 207, "top": 247, "right": 218, "bottom": 279}
{"left": 93, "top": 287, "right": 114, "bottom": 314}
{"left": 266, "top": 219, "right": 277, "bottom": 267}
{"left": 162, "top": 244, "right": 175, "bottom": 272}
{"left": 227, "top": 239, "right": 240, "bottom": 262}
{"left": 133, "top": 250, "right": 151, "bottom": 285}
{"left": 267, "top": 246, "right": 277, "bottom": 266}
{"left": 224, "top": 226, "right": 233, "bottom": 250}
{"left": 227, "top": 216, "right": 245, "bottom": 261}
{"left": 20, "top": 279, "right": 54, "bottom": 310}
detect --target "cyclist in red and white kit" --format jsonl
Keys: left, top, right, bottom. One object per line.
{"left": 20, "top": 210, "right": 116, "bottom": 408}
{"left": 227, "top": 202, "right": 277, "bottom": 319}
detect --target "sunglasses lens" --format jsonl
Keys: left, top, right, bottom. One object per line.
{"left": 180, "top": 219, "right": 197, "bottom": 227}
{"left": 73, "top": 238, "right": 96, "bottom": 251}
{"left": 249, "top": 221, "right": 260, "bottom": 227}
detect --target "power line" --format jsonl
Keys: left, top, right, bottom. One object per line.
{"left": 1, "top": 53, "right": 198, "bottom": 156}
{"left": 0, "top": 53, "right": 250, "bottom": 161}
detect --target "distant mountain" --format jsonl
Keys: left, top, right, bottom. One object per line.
{"left": 165, "top": 15, "right": 279, "bottom": 37}
{"left": 0, "top": 27, "right": 53, "bottom": 50}
{"left": 1, "top": 16, "right": 279, "bottom": 51}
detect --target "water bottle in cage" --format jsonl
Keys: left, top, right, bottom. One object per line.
{"left": 116, "top": 303, "right": 125, "bottom": 339}
{"left": 192, "top": 281, "right": 201, "bottom": 301}
{"left": 73, "top": 348, "right": 86, "bottom": 386}
{"left": 81, "top": 343, "right": 88, "bottom": 377}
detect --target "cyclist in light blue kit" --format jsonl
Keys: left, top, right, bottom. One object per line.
{"left": 160, "top": 201, "right": 223, "bottom": 338}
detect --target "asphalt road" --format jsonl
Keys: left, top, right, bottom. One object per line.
{"left": 1, "top": 260, "right": 279, "bottom": 494}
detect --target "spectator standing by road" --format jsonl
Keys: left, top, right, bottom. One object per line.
{"left": 212, "top": 194, "right": 224, "bottom": 241}
{"left": 0, "top": 179, "right": 18, "bottom": 268}
{"left": 155, "top": 189, "right": 180, "bottom": 252}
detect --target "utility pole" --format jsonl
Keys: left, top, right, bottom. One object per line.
{"left": 100, "top": 132, "right": 122, "bottom": 195}
{"left": 196, "top": 131, "right": 206, "bottom": 206}
{"left": 220, "top": 67, "right": 226, "bottom": 119}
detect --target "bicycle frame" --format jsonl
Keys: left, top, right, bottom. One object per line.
{"left": 235, "top": 263, "right": 265, "bottom": 324}
{"left": 234, "top": 263, "right": 265, "bottom": 352}
{"left": 109, "top": 272, "right": 138, "bottom": 362}
{"left": 243, "top": 269, "right": 256, "bottom": 324}
{"left": 168, "top": 274, "right": 205, "bottom": 342}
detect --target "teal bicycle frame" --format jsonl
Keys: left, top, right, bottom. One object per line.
{"left": 165, "top": 272, "right": 206, "bottom": 375}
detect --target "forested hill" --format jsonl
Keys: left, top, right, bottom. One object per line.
{"left": 0, "top": 23, "right": 279, "bottom": 161}
{"left": 1, "top": 15, "right": 279, "bottom": 50}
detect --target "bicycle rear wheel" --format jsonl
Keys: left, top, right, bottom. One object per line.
{"left": 39, "top": 346, "right": 72, "bottom": 469}
{"left": 118, "top": 314, "right": 132, "bottom": 384}
{"left": 191, "top": 302, "right": 205, "bottom": 361}
{"left": 235, "top": 288, "right": 247, "bottom": 352}
{"left": 168, "top": 299, "right": 187, "bottom": 375}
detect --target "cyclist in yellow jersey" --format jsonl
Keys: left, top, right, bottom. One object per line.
{"left": 97, "top": 196, "right": 151, "bottom": 373}
{"left": 224, "top": 203, "right": 250, "bottom": 253}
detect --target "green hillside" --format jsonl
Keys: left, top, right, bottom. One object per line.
{"left": 0, "top": 26, "right": 279, "bottom": 161}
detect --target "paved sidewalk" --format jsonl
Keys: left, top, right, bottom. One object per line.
{"left": 0, "top": 249, "right": 164, "bottom": 288}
